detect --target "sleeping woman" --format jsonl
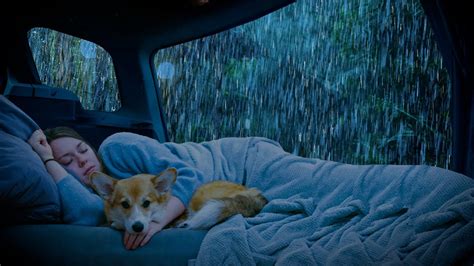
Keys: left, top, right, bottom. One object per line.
{"left": 27, "top": 126, "right": 296, "bottom": 250}
{"left": 27, "top": 126, "right": 474, "bottom": 265}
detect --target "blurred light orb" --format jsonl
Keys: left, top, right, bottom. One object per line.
{"left": 157, "top": 62, "right": 175, "bottom": 79}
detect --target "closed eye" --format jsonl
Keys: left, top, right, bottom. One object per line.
{"left": 59, "top": 158, "right": 72, "bottom": 166}
{"left": 78, "top": 142, "right": 88, "bottom": 153}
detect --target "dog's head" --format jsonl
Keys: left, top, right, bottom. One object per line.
{"left": 89, "top": 168, "right": 177, "bottom": 234}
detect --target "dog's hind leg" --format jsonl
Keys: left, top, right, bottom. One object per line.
{"left": 178, "top": 200, "right": 224, "bottom": 229}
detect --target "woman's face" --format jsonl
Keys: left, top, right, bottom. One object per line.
{"left": 50, "top": 137, "right": 102, "bottom": 186}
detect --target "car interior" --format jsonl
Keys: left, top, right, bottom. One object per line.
{"left": 1, "top": 0, "right": 473, "bottom": 265}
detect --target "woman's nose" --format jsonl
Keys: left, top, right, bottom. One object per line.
{"left": 77, "top": 154, "right": 88, "bottom": 167}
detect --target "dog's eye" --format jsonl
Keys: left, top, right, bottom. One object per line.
{"left": 142, "top": 200, "right": 151, "bottom": 208}
{"left": 121, "top": 201, "right": 130, "bottom": 209}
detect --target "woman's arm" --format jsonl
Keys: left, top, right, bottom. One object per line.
{"left": 28, "top": 129, "right": 68, "bottom": 182}
{"left": 57, "top": 176, "right": 105, "bottom": 225}
{"left": 124, "top": 196, "right": 185, "bottom": 250}
{"left": 99, "top": 132, "right": 207, "bottom": 206}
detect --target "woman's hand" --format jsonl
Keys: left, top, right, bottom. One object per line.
{"left": 27, "top": 129, "right": 54, "bottom": 161}
{"left": 123, "top": 221, "right": 164, "bottom": 250}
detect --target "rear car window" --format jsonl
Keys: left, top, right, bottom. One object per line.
{"left": 158, "top": 0, "right": 451, "bottom": 169}
{"left": 27, "top": 27, "right": 121, "bottom": 112}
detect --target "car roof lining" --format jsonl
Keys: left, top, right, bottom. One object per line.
{"left": 12, "top": 0, "right": 295, "bottom": 54}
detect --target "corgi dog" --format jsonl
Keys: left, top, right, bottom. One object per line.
{"left": 89, "top": 168, "right": 267, "bottom": 234}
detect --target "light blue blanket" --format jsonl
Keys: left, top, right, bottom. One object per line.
{"left": 194, "top": 141, "right": 474, "bottom": 265}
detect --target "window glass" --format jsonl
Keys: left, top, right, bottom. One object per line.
{"left": 28, "top": 27, "right": 121, "bottom": 112}
{"left": 153, "top": 0, "right": 451, "bottom": 168}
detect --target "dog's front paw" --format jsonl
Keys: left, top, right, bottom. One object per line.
{"left": 176, "top": 221, "right": 190, "bottom": 228}
{"left": 177, "top": 218, "right": 214, "bottom": 230}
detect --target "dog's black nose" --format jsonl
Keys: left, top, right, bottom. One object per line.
{"left": 132, "top": 222, "right": 144, "bottom": 233}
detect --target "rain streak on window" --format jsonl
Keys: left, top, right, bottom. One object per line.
{"left": 156, "top": 0, "right": 451, "bottom": 168}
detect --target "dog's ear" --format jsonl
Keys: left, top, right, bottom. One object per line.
{"left": 89, "top": 171, "right": 117, "bottom": 200}
{"left": 153, "top": 168, "right": 177, "bottom": 193}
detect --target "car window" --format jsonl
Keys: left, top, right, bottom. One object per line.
{"left": 155, "top": 0, "right": 450, "bottom": 169}
{"left": 28, "top": 27, "right": 121, "bottom": 112}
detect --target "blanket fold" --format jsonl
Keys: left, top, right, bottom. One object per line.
{"left": 195, "top": 143, "right": 474, "bottom": 265}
